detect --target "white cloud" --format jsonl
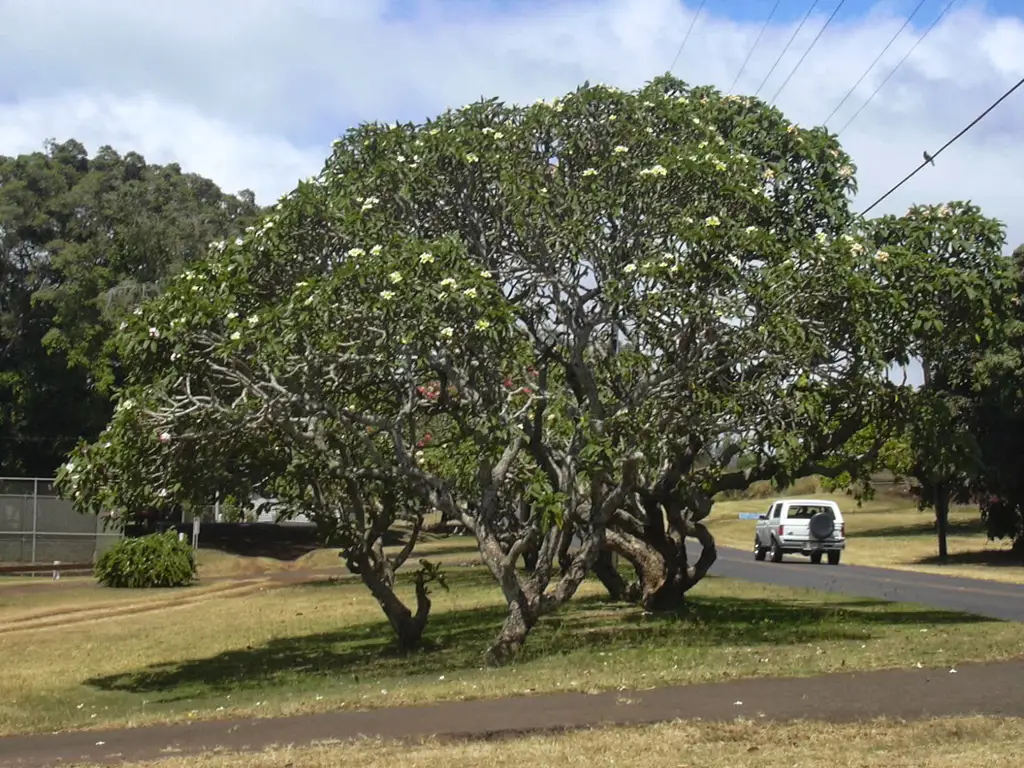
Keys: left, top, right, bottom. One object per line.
{"left": 0, "top": 0, "right": 1021, "bottom": 251}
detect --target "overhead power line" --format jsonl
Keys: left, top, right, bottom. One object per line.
{"left": 754, "top": 1, "right": 820, "bottom": 99}
{"left": 770, "top": 0, "right": 848, "bottom": 105}
{"left": 668, "top": 0, "right": 708, "bottom": 74}
{"left": 729, "top": 0, "right": 782, "bottom": 93}
{"left": 822, "top": 0, "right": 929, "bottom": 127}
{"left": 837, "top": 0, "right": 960, "bottom": 135}
{"left": 859, "top": 74, "right": 1024, "bottom": 216}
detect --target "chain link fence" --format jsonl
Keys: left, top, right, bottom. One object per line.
{"left": 0, "top": 478, "right": 121, "bottom": 564}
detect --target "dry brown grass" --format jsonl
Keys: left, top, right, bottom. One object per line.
{"left": 708, "top": 489, "right": 1023, "bottom": 584}
{"left": 1, "top": 567, "right": 1021, "bottom": 738}
{"left": 69, "top": 717, "right": 1024, "bottom": 768}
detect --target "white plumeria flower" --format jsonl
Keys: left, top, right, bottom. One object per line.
{"left": 347, "top": 247, "right": 366, "bottom": 257}
{"left": 815, "top": 233, "right": 828, "bottom": 245}
{"left": 396, "top": 155, "right": 406, "bottom": 162}
{"left": 158, "top": 432, "right": 171, "bottom": 444}
{"left": 226, "top": 311, "right": 238, "bottom": 320}
{"left": 608, "top": 114, "right": 617, "bottom": 122}
{"left": 639, "top": 165, "right": 668, "bottom": 177}
{"left": 228, "top": 330, "right": 242, "bottom": 341}
{"left": 851, "top": 242, "right": 865, "bottom": 255}
{"left": 839, "top": 165, "right": 854, "bottom": 178}
{"left": 420, "top": 252, "right": 436, "bottom": 264}
{"left": 370, "top": 245, "right": 383, "bottom": 256}
{"left": 235, "top": 237, "right": 244, "bottom": 246}
{"left": 296, "top": 281, "right": 308, "bottom": 288}
{"left": 624, "top": 263, "right": 638, "bottom": 274}
{"left": 875, "top": 250, "right": 890, "bottom": 262}
{"left": 440, "top": 326, "right": 455, "bottom": 338}
{"left": 582, "top": 168, "right": 598, "bottom": 176}
{"left": 380, "top": 290, "right": 396, "bottom": 300}
{"left": 714, "top": 161, "right": 727, "bottom": 172}
{"left": 119, "top": 322, "right": 127, "bottom": 331}
{"left": 493, "top": 131, "right": 505, "bottom": 139}
{"left": 705, "top": 216, "right": 721, "bottom": 227}
{"left": 440, "top": 277, "right": 457, "bottom": 289}
{"left": 148, "top": 327, "right": 160, "bottom": 339}
{"left": 480, "top": 270, "right": 492, "bottom": 278}
{"left": 463, "top": 287, "right": 478, "bottom": 298}
{"left": 157, "top": 489, "right": 168, "bottom": 498}
{"left": 465, "top": 153, "right": 480, "bottom": 163}
{"left": 481, "top": 127, "right": 494, "bottom": 135}
{"left": 613, "top": 145, "right": 629, "bottom": 154}
{"left": 361, "top": 197, "right": 379, "bottom": 212}
{"left": 475, "top": 319, "right": 491, "bottom": 330}
{"left": 389, "top": 271, "right": 403, "bottom": 284}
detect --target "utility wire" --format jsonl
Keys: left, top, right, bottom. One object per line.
{"left": 770, "top": 0, "right": 847, "bottom": 105}
{"left": 669, "top": 0, "right": 708, "bottom": 74}
{"left": 837, "top": 0, "right": 960, "bottom": 135}
{"left": 754, "top": 1, "right": 820, "bottom": 98}
{"left": 860, "top": 74, "right": 1024, "bottom": 216}
{"left": 729, "top": 0, "right": 782, "bottom": 93}
{"left": 822, "top": 0, "right": 929, "bottom": 127}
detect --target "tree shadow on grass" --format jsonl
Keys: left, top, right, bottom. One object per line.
{"left": 914, "top": 549, "right": 1024, "bottom": 568}
{"left": 85, "top": 581, "right": 989, "bottom": 703}
{"left": 852, "top": 518, "right": 986, "bottom": 539}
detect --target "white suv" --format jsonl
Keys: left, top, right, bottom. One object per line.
{"left": 754, "top": 499, "right": 846, "bottom": 565}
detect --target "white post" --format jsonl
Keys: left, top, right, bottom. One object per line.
{"left": 52, "top": 560, "right": 60, "bottom": 581}
{"left": 192, "top": 517, "right": 200, "bottom": 551}
{"left": 31, "top": 478, "right": 38, "bottom": 564}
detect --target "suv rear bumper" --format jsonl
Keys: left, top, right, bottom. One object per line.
{"left": 779, "top": 540, "right": 845, "bottom": 554}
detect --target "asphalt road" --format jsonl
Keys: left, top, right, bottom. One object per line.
{"left": 695, "top": 542, "right": 1024, "bottom": 622}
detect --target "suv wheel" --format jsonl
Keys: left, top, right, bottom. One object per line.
{"left": 754, "top": 538, "right": 766, "bottom": 561}
{"left": 827, "top": 550, "right": 841, "bottom": 566}
{"left": 810, "top": 551, "right": 822, "bottom": 565}
{"left": 769, "top": 539, "right": 783, "bottom": 563}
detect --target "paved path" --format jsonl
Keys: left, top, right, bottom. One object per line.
{"left": 699, "top": 544, "right": 1024, "bottom": 622}
{"left": 3, "top": 659, "right": 1024, "bottom": 767}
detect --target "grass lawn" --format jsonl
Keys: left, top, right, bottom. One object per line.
{"left": 1, "top": 567, "right": 1022, "bottom": 737}
{"left": 708, "top": 489, "right": 1024, "bottom": 584}
{"left": 71, "top": 717, "right": 1024, "bottom": 768}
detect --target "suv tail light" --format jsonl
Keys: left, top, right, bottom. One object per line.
{"left": 778, "top": 525, "right": 784, "bottom": 537}
{"left": 840, "top": 522, "right": 846, "bottom": 538}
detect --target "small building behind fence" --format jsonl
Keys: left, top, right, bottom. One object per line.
{"left": 0, "top": 478, "right": 122, "bottom": 565}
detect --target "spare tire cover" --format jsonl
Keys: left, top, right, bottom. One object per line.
{"left": 809, "top": 511, "right": 835, "bottom": 540}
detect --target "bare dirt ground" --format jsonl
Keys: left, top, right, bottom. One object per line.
{"left": 2, "top": 658, "right": 1023, "bottom": 767}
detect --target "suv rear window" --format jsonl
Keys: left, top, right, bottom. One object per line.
{"left": 786, "top": 505, "right": 835, "bottom": 519}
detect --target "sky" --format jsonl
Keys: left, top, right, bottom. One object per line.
{"left": 0, "top": 0, "right": 1021, "bottom": 252}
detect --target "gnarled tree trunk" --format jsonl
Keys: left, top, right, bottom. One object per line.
{"left": 349, "top": 552, "right": 432, "bottom": 650}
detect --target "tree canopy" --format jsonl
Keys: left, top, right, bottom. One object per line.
{"left": 58, "top": 76, "right": 1020, "bottom": 661}
{"left": 0, "top": 139, "right": 260, "bottom": 475}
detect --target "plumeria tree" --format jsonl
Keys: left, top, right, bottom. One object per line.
{"left": 60, "top": 75, "right": 1003, "bottom": 662}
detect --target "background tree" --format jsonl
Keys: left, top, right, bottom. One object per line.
{"left": 0, "top": 139, "right": 260, "bottom": 475}
{"left": 970, "top": 242, "right": 1024, "bottom": 554}
{"left": 865, "top": 203, "right": 1012, "bottom": 560}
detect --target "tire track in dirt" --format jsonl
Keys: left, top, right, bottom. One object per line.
{"left": 0, "top": 579, "right": 289, "bottom": 636}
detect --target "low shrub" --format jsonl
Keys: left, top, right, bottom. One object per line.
{"left": 94, "top": 530, "right": 196, "bottom": 588}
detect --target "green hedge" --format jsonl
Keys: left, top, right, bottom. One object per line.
{"left": 94, "top": 530, "right": 196, "bottom": 588}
